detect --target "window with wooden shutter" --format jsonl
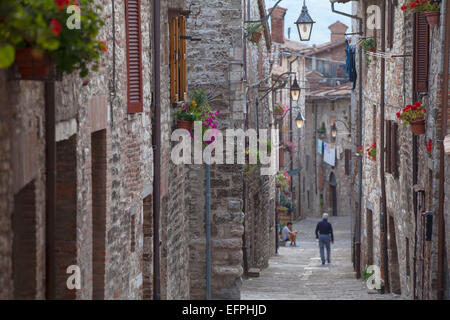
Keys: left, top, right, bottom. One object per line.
{"left": 414, "top": 12, "right": 430, "bottom": 93}
{"left": 170, "top": 13, "right": 187, "bottom": 104}
{"left": 386, "top": 120, "right": 392, "bottom": 174}
{"left": 387, "top": 0, "right": 394, "bottom": 49}
{"left": 126, "top": 0, "right": 143, "bottom": 114}
{"left": 345, "top": 149, "right": 351, "bottom": 176}
{"left": 392, "top": 122, "right": 399, "bottom": 178}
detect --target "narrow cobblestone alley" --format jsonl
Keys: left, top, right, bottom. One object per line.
{"left": 241, "top": 217, "right": 401, "bottom": 300}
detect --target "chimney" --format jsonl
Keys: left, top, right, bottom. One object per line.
{"left": 328, "top": 21, "right": 348, "bottom": 42}
{"left": 270, "top": 7, "right": 287, "bottom": 44}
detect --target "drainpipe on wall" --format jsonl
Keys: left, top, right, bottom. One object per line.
{"left": 437, "top": 0, "right": 449, "bottom": 301}
{"left": 153, "top": 0, "right": 161, "bottom": 301}
{"left": 330, "top": 0, "right": 363, "bottom": 279}
{"left": 205, "top": 159, "right": 211, "bottom": 300}
{"left": 45, "top": 80, "right": 56, "bottom": 300}
{"left": 379, "top": 0, "right": 390, "bottom": 294}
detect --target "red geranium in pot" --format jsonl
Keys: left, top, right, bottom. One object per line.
{"left": 367, "top": 142, "right": 376, "bottom": 162}
{"left": 401, "top": 0, "right": 440, "bottom": 26}
{"left": 397, "top": 101, "right": 426, "bottom": 135}
{"left": 0, "top": 0, "right": 106, "bottom": 79}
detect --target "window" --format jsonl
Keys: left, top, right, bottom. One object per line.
{"left": 392, "top": 122, "right": 399, "bottom": 178}
{"left": 414, "top": 12, "right": 429, "bottom": 93}
{"left": 386, "top": 120, "right": 399, "bottom": 178}
{"left": 170, "top": 12, "right": 187, "bottom": 104}
{"left": 385, "top": 120, "right": 392, "bottom": 174}
{"left": 126, "top": 0, "right": 143, "bottom": 113}
{"left": 345, "top": 149, "right": 351, "bottom": 175}
{"left": 387, "top": 0, "right": 394, "bottom": 49}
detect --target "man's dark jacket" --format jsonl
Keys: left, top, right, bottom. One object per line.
{"left": 315, "top": 219, "right": 334, "bottom": 242}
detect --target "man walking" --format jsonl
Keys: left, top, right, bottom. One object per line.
{"left": 315, "top": 213, "right": 334, "bottom": 265}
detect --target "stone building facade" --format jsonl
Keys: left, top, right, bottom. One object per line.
{"left": 303, "top": 84, "right": 352, "bottom": 218}
{"left": 347, "top": 0, "right": 450, "bottom": 299}
{"left": 270, "top": 6, "right": 307, "bottom": 226}
{"left": 0, "top": 0, "right": 280, "bottom": 300}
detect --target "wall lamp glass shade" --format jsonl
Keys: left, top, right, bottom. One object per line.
{"left": 296, "top": 112, "right": 305, "bottom": 129}
{"left": 290, "top": 78, "right": 301, "bottom": 101}
{"left": 331, "top": 123, "right": 337, "bottom": 139}
{"left": 295, "top": 1, "right": 315, "bottom": 41}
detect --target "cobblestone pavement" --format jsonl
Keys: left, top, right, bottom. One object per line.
{"left": 241, "top": 216, "right": 402, "bottom": 300}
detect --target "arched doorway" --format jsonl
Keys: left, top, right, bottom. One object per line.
{"left": 329, "top": 172, "right": 337, "bottom": 216}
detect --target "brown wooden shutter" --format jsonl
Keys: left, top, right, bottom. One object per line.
{"left": 179, "top": 16, "right": 187, "bottom": 102}
{"left": 392, "top": 122, "right": 399, "bottom": 178}
{"left": 126, "top": 0, "right": 143, "bottom": 113}
{"left": 387, "top": 0, "right": 394, "bottom": 49}
{"left": 345, "top": 149, "right": 351, "bottom": 176}
{"left": 170, "top": 17, "right": 178, "bottom": 103}
{"left": 386, "top": 120, "right": 392, "bottom": 174}
{"left": 414, "top": 12, "right": 430, "bottom": 93}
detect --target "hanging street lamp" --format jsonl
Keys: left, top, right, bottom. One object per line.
{"left": 331, "top": 123, "right": 338, "bottom": 139}
{"left": 296, "top": 111, "right": 305, "bottom": 129}
{"left": 290, "top": 77, "right": 301, "bottom": 101}
{"left": 295, "top": 0, "right": 315, "bottom": 42}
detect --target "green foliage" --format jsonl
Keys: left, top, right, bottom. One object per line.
{"left": 0, "top": 44, "right": 14, "bottom": 68}
{"left": 0, "top": 0, "right": 106, "bottom": 77}
{"left": 362, "top": 266, "right": 375, "bottom": 281}
{"left": 246, "top": 23, "right": 263, "bottom": 35}
{"left": 362, "top": 38, "right": 376, "bottom": 51}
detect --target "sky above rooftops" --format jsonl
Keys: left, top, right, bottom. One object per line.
{"left": 265, "top": 0, "right": 352, "bottom": 45}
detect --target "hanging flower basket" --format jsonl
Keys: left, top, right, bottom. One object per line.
{"left": 423, "top": 10, "right": 440, "bottom": 25}
{"left": 273, "top": 102, "right": 289, "bottom": 120}
{"left": 276, "top": 206, "right": 288, "bottom": 214}
{"left": 410, "top": 119, "right": 426, "bottom": 135}
{"left": 15, "top": 48, "right": 51, "bottom": 78}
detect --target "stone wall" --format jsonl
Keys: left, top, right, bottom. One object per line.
{"left": 185, "top": 0, "right": 246, "bottom": 299}
{"left": 304, "top": 97, "right": 352, "bottom": 218}
{"left": 354, "top": 0, "right": 449, "bottom": 299}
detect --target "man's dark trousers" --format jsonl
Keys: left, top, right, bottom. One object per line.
{"left": 319, "top": 234, "right": 331, "bottom": 264}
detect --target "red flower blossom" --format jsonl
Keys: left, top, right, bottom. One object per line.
{"left": 99, "top": 41, "right": 107, "bottom": 52}
{"left": 50, "top": 18, "right": 62, "bottom": 36}
{"left": 396, "top": 112, "right": 401, "bottom": 119}
{"left": 427, "top": 140, "right": 432, "bottom": 152}
{"left": 54, "top": 0, "right": 70, "bottom": 10}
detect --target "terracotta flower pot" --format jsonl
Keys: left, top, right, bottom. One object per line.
{"left": 15, "top": 48, "right": 51, "bottom": 78}
{"left": 423, "top": 11, "right": 440, "bottom": 26}
{"left": 410, "top": 118, "right": 425, "bottom": 135}
{"left": 250, "top": 32, "right": 262, "bottom": 44}
{"left": 176, "top": 119, "right": 194, "bottom": 131}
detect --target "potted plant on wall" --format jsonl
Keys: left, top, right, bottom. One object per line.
{"left": 362, "top": 39, "right": 376, "bottom": 67}
{"left": 246, "top": 23, "right": 263, "bottom": 45}
{"left": 422, "top": 1, "right": 440, "bottom": 25}
{"left": 401, "top": 0, "right": 440, "bottom": 26}
{"left": 175, "top": 86, "right": 219, "bottom": 135}
{"left": 0, "top": 0, "right": 106, "bottom": 78}
{"left": 397, "top": 101, "right": 426, "bottom": 135}
{"left": 367, "top": 142, "right": 376, "bottom": 161}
